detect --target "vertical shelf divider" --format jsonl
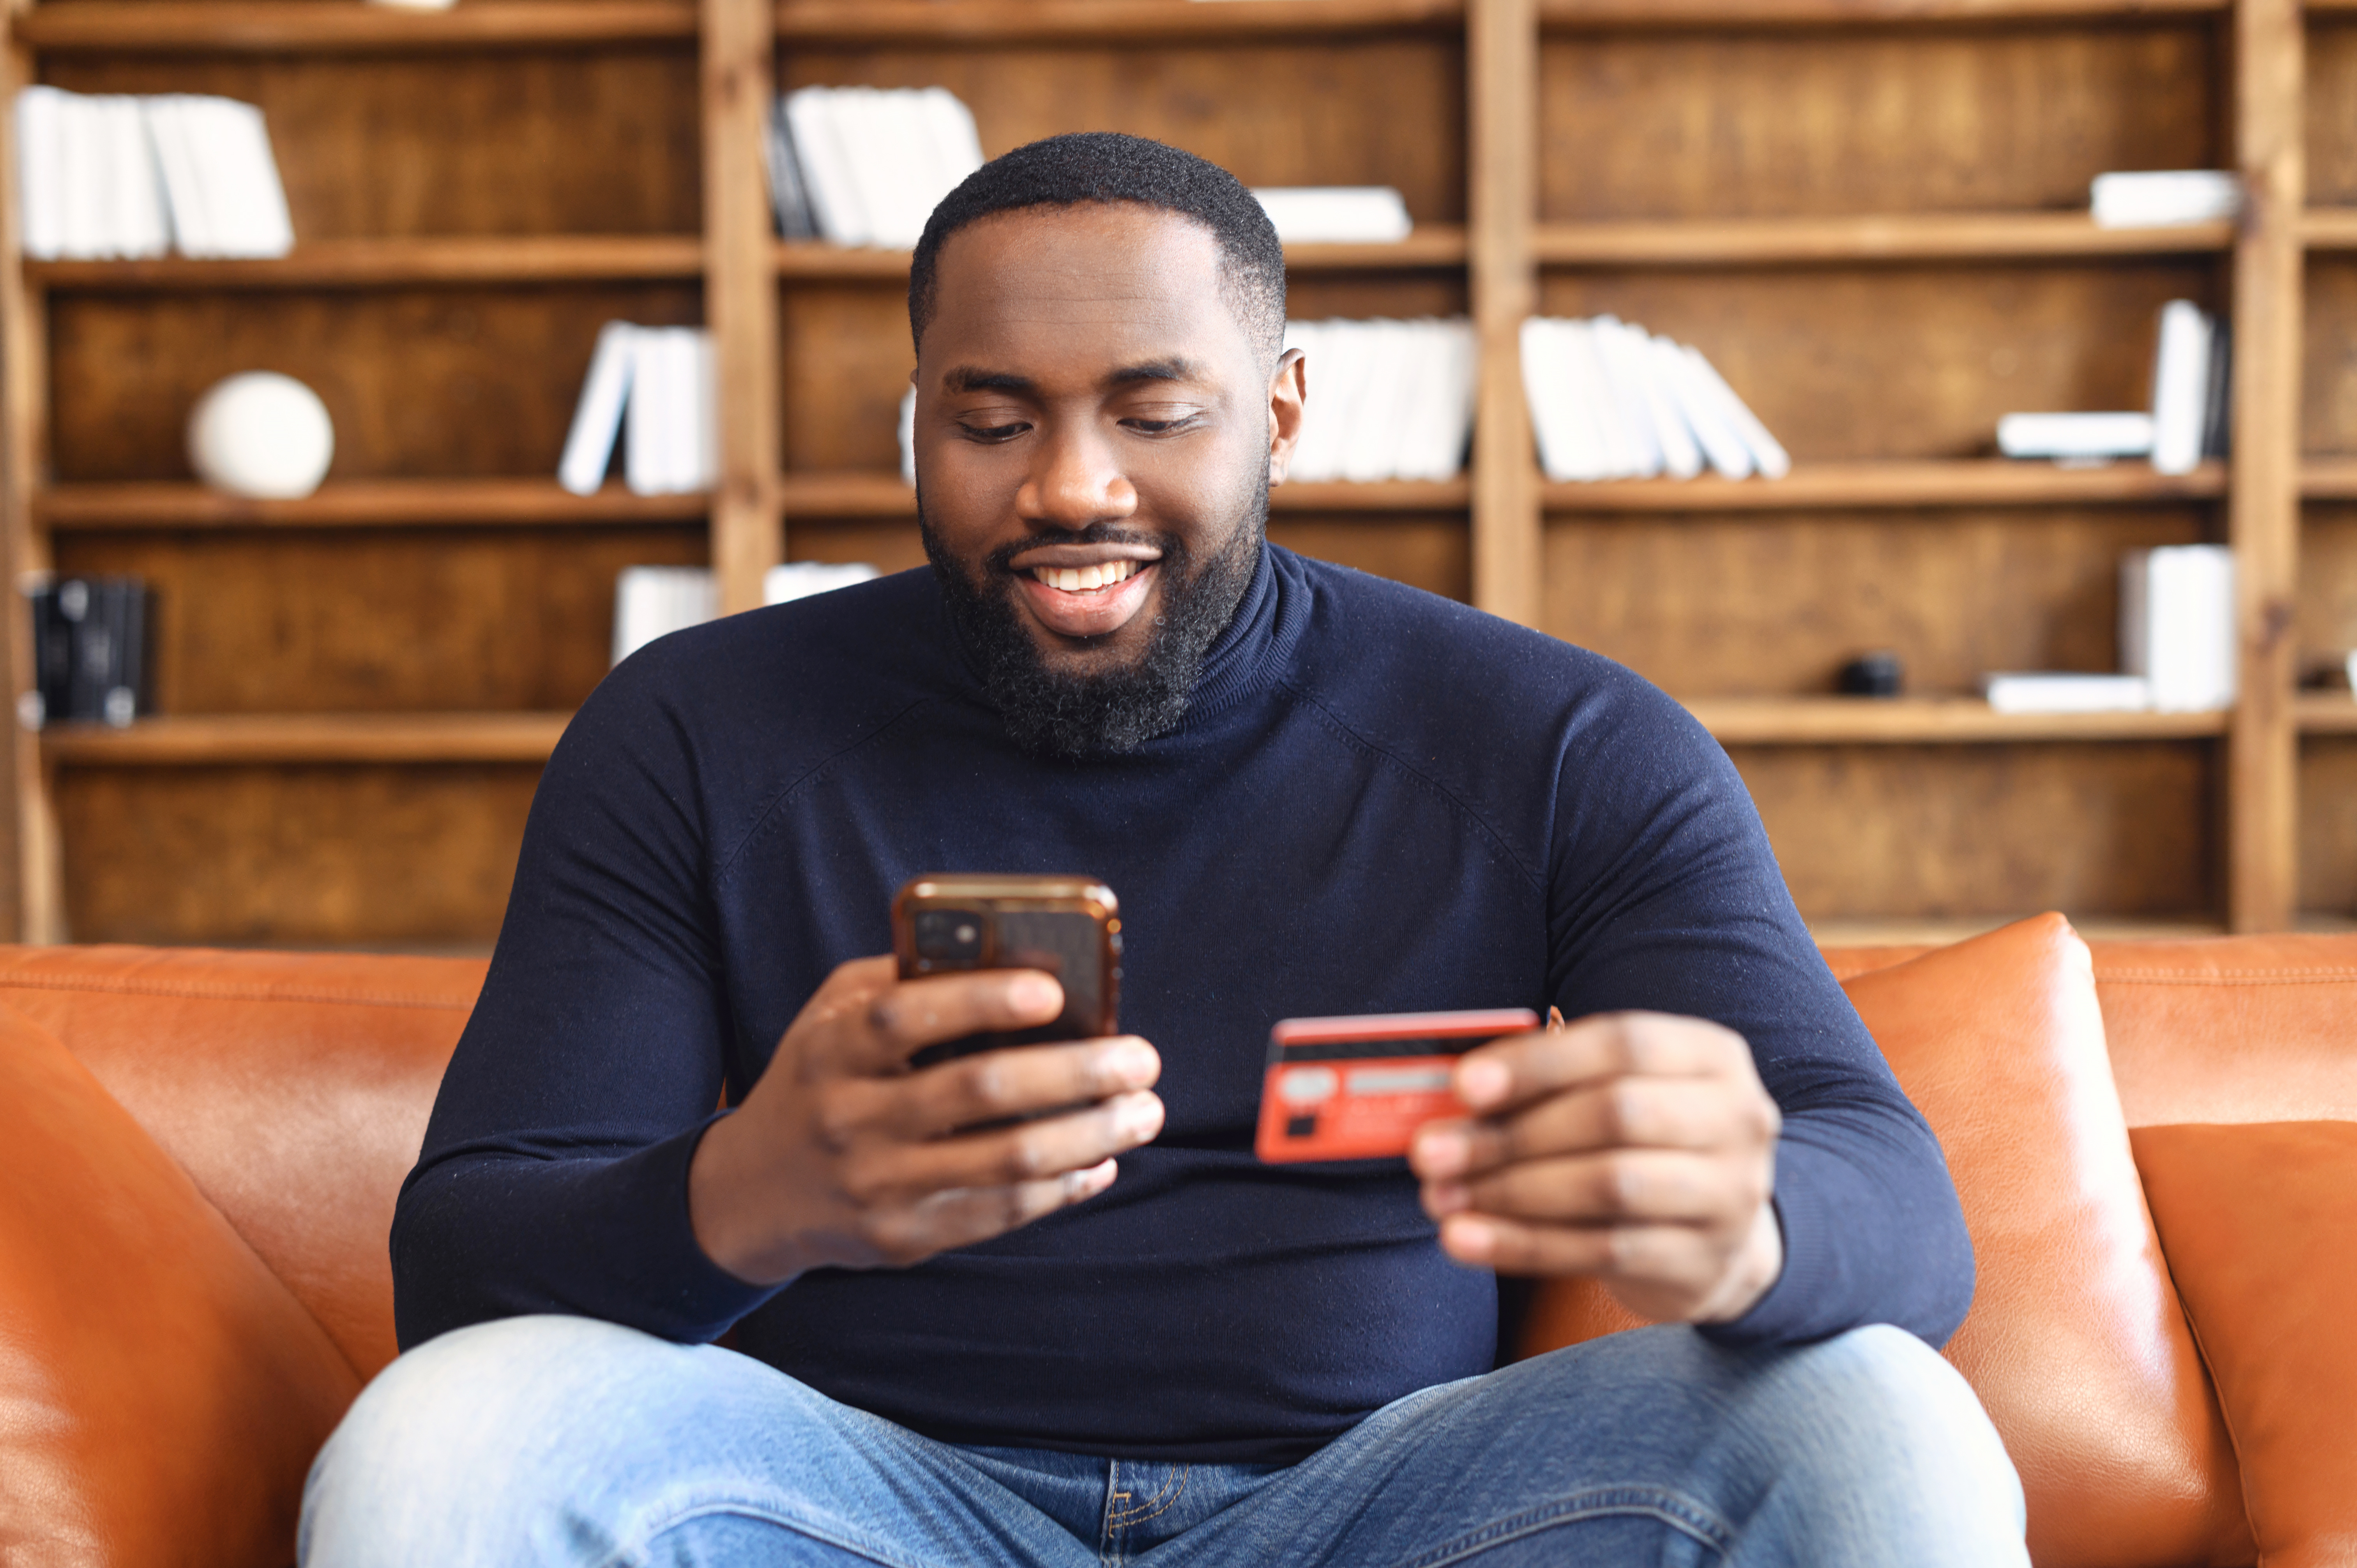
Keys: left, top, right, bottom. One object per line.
{"left": 702, "top": 0, "right": 781, "bottom": 614}
{"left": 1469, "top": 0, "right": 1540, "bottom": 627}
{"left": 2227, "top": 0, "right": 2303, "bottom": 931}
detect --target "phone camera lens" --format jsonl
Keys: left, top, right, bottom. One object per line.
{"left": 913, "top": 909, "right": 986, "bottom": 962}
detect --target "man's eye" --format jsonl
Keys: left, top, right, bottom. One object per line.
{"left": 958, "top": 422, "right": 1028, "bottom": 442}
{"left": 1125, "top": 413, "right": 1203, "bottom": 435}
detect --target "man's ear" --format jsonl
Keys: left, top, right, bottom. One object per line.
{"left": 1267, "top": 347, "right": 1307, "bottom": 484}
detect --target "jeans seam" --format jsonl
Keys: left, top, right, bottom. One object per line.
{"left": 1384, "top": 1486, "right": 1735, "bottom": 1568}
{"left": 1105, "top": 1465, "right": 1189, "bottom": 1527}
{"left": 600, "top": 1496, "right": 930, "bottom": 1568}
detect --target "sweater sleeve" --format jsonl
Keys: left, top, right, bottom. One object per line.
{"left": 1543, "top": 676, "right": 1975, "bottom": 1349}
{"left": 391, "top": 644, "right": 779, "bottom": 1351}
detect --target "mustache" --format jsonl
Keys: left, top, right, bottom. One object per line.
{"left": 983, "top": 523, "right": 1180, "bottom": 575}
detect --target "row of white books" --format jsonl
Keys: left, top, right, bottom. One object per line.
{"left": 558, "top": 322, "right": 718, "bottom": 497}
{"left": 613, "top": 562, "right": 880, "bottom": 665}
{"left": 2089, "top": 170, "right": 2242, "bottom": 230}
{"left": 770, "top": 86, "right": 986, "bottom": 249}
{"left": 15, "top": 87, "right": 293, "bottom": 260}
{"left": 1982, "top": 544, "right": 2237, "bottom": 713}
{"left": 1522, "top": 316, "right": 1790, "bottom": 482}
{"left": 1283, "top": 317, "right": 1477, "bottom": 484}
{"left": 1996, "top": 300, "right": 2227, "bottom": 474}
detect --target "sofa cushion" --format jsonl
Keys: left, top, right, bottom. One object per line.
{"left": 2085, "top": 935, "right": 2357, "bottom": 1130}
{"left": 0, "top": 1000, "right": 360, "bottom": 1568}
{"left": 0, "top": 944, "right": 482, "bottom": 1380}
{"left": 2132, "top": 1121, "right": 2357, "bottom": 1568}
{"left": 1521, "top": 914, "right": 2251, "bottom": 1568}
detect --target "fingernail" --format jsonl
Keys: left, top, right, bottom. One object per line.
{"left": 1413, "top": 1130, "right": 1468, "bottom": 1176}
{"left": 1425, "top": 1180, "right": 1469, "bottom": 1215}
{"left": 1010, "top": 973, "right": 1059, "bottom": 1012}
{"left": 1104, "top": 1040, "right": 1157, "bottom": 1086}
{"left": 1443, "top": 1216, "right": 1495, "bottom": 1259}
{"left": 1459, "top": 1059, "right": 1510, "bottom": 1107}
{"left": 1070, "top": 1158, "right": 1117, "bottom": 1196}
{"left": 1113, "top": 1093, "right": 1163, "bottom": 1142}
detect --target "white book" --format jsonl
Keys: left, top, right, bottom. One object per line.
{"left": 898, "top": 385, "right": 917, "bottom": 485}
{"left": 2121, "top": 545, "right": 2235, "bottom": 712}
{"left": 1682, "top": 345, "right": 1790, "bottom": 479}
{"left": 1342, "top": 318, "right": 1419, "bottom": 482}
{"left": 917, "top": 86, "right": 984, "bottom": 208}
{"left": 612, "top": 565, "right": 716, "bottom": 665}
{"left": 843, "top": 88, "right": 938, "bottom": 250}
{"left": 1653, "top": 334, "right": 1753, "bottom": 480}
{"left": 144, "top": 97, "right": 216, "bottom": 257}
{"left": 2148, "top": 300, "right": 2212, "bottom": 477}
{"left": 1395, "top": 318, "right": 1460, "bottom": 481}
{"left": 765, "top": 561, "right": 882, "bottom": 605}
{"left": 58, "top": 92, "right": 102, "bottom": 260}
{"left": 624, "top": 327, "right": 673, "bottom": 495}
{"left": 2091, "top": 170, "right": 2242, "bottom": 230}
{"left": 1982, "top": 673, "right": 2152, "bottom": 713}
{"left": 1588, "top": 317, "right": 1664, "bottom": 478}
{"left": 1563, "top": 320, "right": 1643, "bottom": 479}
{"left": 559, "top": 322, "right": 637, "bottom": 495}
{"left": 185, "top": 96, "right": 293, "bottom": 257}
{"left": 1249, "top": 186, "right": 1412, "bottom": 245}
{"left": 16, "top": 87, "right": 66, "bottom": 261}
{"left": 784, "top": 87, "right": 868, "bottom": 246}
{"left": 99, "top": 97, "right": 170, "bottom": 258}
{"left": 1289, "top": 320, "right": 1372, "bottom": 483}
{"left": 1997, "top": 411, "right": 2155, "bottom": 460}
{"left": 659, "top": 328, "right": 705, "bottom": 493}
{"left": 1618, "top": 321, "right": 1702, "bottom": 480}
{"left": 1278, "top": 321, "right": 1325, "bottom": 482}
{"left": 1413, "top": 318, "right": 1476, "bottom": 481}
{"left": 1523, "top": 319, "right": 1599, "bottom": 482}
{"left": 687, "top": 328, "right": 718, "bottom": 491}
{"left": 765, "top": 102, "right": 818, "bottom": 240}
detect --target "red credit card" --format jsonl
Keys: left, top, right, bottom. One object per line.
{"left": 1254, "top": 1008, "right": 1542, "bottom": 1164}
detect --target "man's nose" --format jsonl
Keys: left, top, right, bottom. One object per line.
{"left": 1016, "top": 420, "right": 1138, "bottom": 531}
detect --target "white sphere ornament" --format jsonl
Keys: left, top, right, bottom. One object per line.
{"left": 186, "top": 372, "right": 335, "bottom": 500}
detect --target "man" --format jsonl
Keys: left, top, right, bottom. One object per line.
{"left": 304, "top": 133, "right": 2024, "bottom": 1565}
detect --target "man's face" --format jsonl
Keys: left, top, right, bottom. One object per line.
{"left": 912, "top": 203, "right": 1304, "bottom": 756}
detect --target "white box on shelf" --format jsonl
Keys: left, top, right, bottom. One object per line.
{"left": 1981, "top": 673, "right": 2153, "bottom": 714}
{"left": 2120, "top": 545, "right": 2236, "bottom": 712}
{"left": 2090, "top": 170, "right": 2242, "bottom": 229}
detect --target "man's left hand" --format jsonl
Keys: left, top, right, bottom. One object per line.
{"left": 1408, "top": 1012, "right": 1783, "bottom": 1325}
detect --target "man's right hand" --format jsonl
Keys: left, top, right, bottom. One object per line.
{"left": 688, "top": 955, "right": 1164, "bottom": 1286}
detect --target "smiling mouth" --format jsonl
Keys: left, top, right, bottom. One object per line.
{"left": 1026, "top": 560, "right": 1143, "bottom": 594}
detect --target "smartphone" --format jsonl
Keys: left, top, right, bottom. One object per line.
{"left": 1254, "top": 1008, "right": 1542, "bottom": 1164}
{"left": 892, "top": 874, "right": 1122, "bottom": 1068}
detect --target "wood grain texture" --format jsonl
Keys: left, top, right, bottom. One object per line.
{"left": 1541, "top": 0, "right": 2223, "bottom": 21}
{"left": 43, "top": 50, "right": 700, "bottom": 238}
{"left": 42, "top": 712, "right": 569, "bottom": 765}
{"left": 705, "top": 0, "right": 780, "bottom": 612}
{"left": 2, "top": 26, "right": 48, "bottom": 942}
{"left": 30, "top": 237, "right": 706, "bottom": 290}
{"left": 1727, "top": 741, "right": 2217, "bottom": 919}
{"left": 39, "top": 479, "right": 710, "bottom": 528}
{"left": 1544, "top": 458, "right": 2226, "bottom": 510}
{"left": 1538, "top": 23, "right": 2216, "bottom": 222}
{"left": 1535, "top": 261, "right": 2222, "bottom": 461}
{"left": 2298, "top": 737, "right": 2357, "bottom": 916}
{"left": 1690, "top": 697, "right": 2226, "bottom": 742}
{"left": 52, "top": 525, "right": 705, "bottom": 713}
{"left": 2299, "top": 505, "right": 2357, "bottom": 671}
{"left": 1542, "top": 506, "right": 2211, "bottom": 696}
{"left": 2228, "top": 0, "right": 2303, "bottom": 931}
{"left": 54, "top": 763, "right": 542, "bottom": 945}
{"left": 2306, "top": 21, "right": 2357, "bottom": 209}
{"left": 778, "top": 37, "right": 1465, "bottom": 224}
{"left": 1538, "top": 213, "right": 2233, "bottom": 265}
{"left": 1469, "top": 0, "right": 1539, "bottom": 623}
{"left": 49, "top": 284, "right": 702, "bottom": 481}
{"left": 16, "top": 2, "right": 700, "bottom": 52}
{"left": 2297, "top": 694, "right": 2357, "bottom": 733}
{"left": 773, "top": 0, "right": 1465, "bottom": 42}
{"left": 2301, "top": 259, "right": 2357, "bottom": 453}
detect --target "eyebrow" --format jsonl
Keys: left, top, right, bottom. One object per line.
{"left": 940, "top": 358, "right": 1207, "bottom": 396}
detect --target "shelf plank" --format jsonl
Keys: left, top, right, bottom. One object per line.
{"left": 1687, "top": 696, "right": 2230, "bottom": 744}
{"left": 776, "top": 471, "right": 1473, "bottom": 516}
{"left": 2296, "top": 695, "right": 2357, "bottom": 735}
{"left": 778, "top": 226, "right": 1468, "bottom": 279}
{"left": 41, "top": 712, "right": 571, "bottom": 766}
{"left": 13, "top": 1, "right": 699, "bottom": 51}
{"left": 25, "top": 235, "right": 705, "bottom": 291}
{"left": 1541, "top": 0, "right": 2222, "bottom": 24}
{"left": 775, "top": 0, "right": 1463, "bottom": 43}
{"left": 1544, "top": 459, "right": 2227, "bottom": 512}
{"left": 1537, "top": 213, "right": 2233, "bottom": 267}
{"left": 2303, "top": 209, "right": 2357, "bottom": 251}
{"left": 2301, "top": 457, "right": 2357, "bottom": 499}
{"left": 36, "top": 480, "right": 709, "bottom": 530}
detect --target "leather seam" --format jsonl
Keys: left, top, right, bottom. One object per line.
{"left": 0, "top": 973, "right": 474, "bottom": 1009}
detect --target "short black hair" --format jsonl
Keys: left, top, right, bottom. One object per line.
{"left": 908, "top": 132, "right": 1286, "bottom": 371}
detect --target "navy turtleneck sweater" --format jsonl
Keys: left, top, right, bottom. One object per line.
{"left": 394, "top": 544, "right": 1973, "bottom": 1464}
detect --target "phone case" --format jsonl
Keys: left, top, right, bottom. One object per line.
{"left": 892, "top": 874, "right": 1121, "bottom": 1065}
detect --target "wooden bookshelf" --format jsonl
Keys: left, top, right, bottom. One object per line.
{"left": 0, "top": 0, "right": 2323, "bottom": 944}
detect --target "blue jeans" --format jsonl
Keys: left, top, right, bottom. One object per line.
{"left": 301, "top": 1315, "right": 2025, "bottom": 1566}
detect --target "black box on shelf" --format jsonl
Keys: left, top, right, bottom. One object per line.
{"left": 26, "top": 576, "right": 152, "bottom": 727}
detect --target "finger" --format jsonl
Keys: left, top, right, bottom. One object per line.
{"left": 1436, "top": 1213, "right": 1727, "bottom": 1287}
{"left": 1423, "top": 1150, "right": 1765, "bottom": 1229}
{"left": 841, "top": 969, "right": 1067, "bottom": 1072}
{"left": 862, "top": 1159, "right": 1121, "bottom": 1264}
{"left": 1454, "top": 1012, "right": 1753, "bottom": 1116}
{"left": 837, "top": 1091, "right": 1164, "bottom": 1206}
{"left": 897, "top": 1036, "right": 1161, "bottom": 1135}
{"left": 1411, "top": 1076, "right": 1778, "bottom": 1179}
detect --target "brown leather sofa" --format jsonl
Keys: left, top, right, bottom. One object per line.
{"left": 2, "top": 916, "right": 2352, "bottom": 1568}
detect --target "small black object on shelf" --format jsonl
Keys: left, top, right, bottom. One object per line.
{"left": 25, "top": 575, "right": 152, "bottom": 728}
{"left": 1836, "top": 650, "right": 1905, "bottom": 699}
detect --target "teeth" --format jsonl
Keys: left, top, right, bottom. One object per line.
{"left": 1030, "top": 560, "right": 1143, "bottom": 592}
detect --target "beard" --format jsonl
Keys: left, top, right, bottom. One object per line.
{"left": 920, "top": 479, "right": 1266, "bottom": 761}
